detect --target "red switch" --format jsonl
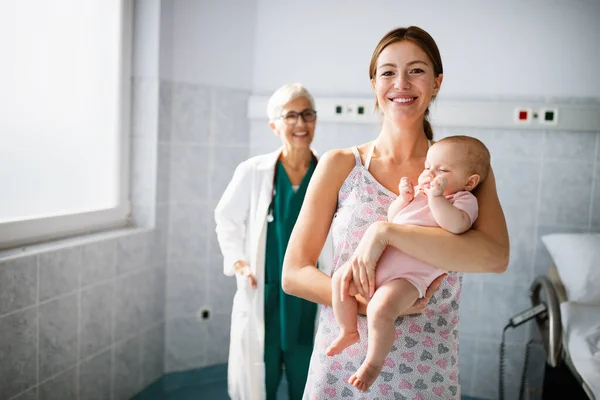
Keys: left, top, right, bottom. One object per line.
{"left": 518, "top": 110, "right": 528, "bottom": 120}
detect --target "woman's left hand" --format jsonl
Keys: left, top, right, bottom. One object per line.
{"left": 341, "top": 221, "right": 389, "bottom": 300}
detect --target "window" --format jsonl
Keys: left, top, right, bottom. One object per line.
{"left": 0, "top": 0, "right": 132, "bottom": 249}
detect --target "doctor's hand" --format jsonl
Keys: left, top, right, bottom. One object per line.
{"left": 233, "top": 260, "right": 257, "bottom": 289}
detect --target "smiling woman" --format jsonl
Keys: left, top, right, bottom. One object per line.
{"left": 282, "top": 26, "right": 509, "bottom": 400}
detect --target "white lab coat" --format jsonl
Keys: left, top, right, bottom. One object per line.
{"left": 214, "top": 147, "right": 332, "bottom": 400}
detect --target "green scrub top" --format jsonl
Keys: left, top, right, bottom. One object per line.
{"left": 264, "top": 157, "right": 317, "bottom": 351}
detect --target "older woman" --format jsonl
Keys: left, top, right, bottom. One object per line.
{"left": 214, "top": 83, "right": 331, "bottom": 400}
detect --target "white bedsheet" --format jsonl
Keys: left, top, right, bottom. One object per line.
{"left": 561, "top": 302, "right": 600, "bottom": 399}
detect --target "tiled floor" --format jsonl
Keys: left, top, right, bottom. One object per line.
{"left": 132, "top": 364, "right": 484, "bottom": 399}
{"left": 132, "top": 364, "right": 288, "bottom": 400}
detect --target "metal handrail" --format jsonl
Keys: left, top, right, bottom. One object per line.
{"left": 529, "top": 275, "right": 562, "bottom": 367}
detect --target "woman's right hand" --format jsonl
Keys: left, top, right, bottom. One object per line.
{"left": 233, "top": 260, "right": 257, "bottom": 288}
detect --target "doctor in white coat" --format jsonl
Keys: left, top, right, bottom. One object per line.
{"left": 215, "top": 83, "right": 332, "bottom": 400}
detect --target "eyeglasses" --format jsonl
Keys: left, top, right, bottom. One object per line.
{"left": 279, "top": 109, "right": 317, "bottom": 125}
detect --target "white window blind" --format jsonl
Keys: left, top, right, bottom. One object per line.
{"left": 0, "top": 0, "right": 132, "bottom": 249}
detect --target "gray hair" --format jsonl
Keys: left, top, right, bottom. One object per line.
{"left": 267, "top": 83, "right": 315, "bottom": 122}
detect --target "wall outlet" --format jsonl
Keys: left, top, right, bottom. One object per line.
{"left": 514, "top": 108, "right": 532, "bottom": 124}
{"left": 539, "top": 108, "right": 558, "bottom": 125}
{"left": 197, "top": 307, "right": 211, "bottom": 321}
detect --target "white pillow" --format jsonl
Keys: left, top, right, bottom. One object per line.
{"left": 541, "top": 233, "right": 600, "bottom": 305}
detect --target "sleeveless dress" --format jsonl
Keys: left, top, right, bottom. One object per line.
{"left": 303, "top": 145, "right": 463, "bottom": 400}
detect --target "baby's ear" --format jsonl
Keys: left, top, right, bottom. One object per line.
{"left": 465, "top": 174, "right": 481, "bottom": 191}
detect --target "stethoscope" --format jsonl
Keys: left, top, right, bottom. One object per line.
{"left": 266, "top": 154, "right": 318, "bottom": 224}
{"left": 267, "top": 194, "right": 276, "bottom": 223}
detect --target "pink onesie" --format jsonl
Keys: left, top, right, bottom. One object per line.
{"left": 375, "top": 189, "right": 478, "bottom": 297}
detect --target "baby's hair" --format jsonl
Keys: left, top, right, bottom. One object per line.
{"left": 435, "top": 135, "right": 491, "bottom": 182}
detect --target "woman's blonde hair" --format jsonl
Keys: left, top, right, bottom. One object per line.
{"left": 267, "top": 83, "right": 315, "bottom": 122}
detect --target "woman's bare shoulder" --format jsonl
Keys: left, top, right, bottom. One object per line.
{"left": 318, "top": 148, "right": 354, "bottom": 172}
{"left": 312, "top": 147, "right": 363, "bottom": 191}
{"left": 319, "top": 142, "right": 373, "bottom": 172}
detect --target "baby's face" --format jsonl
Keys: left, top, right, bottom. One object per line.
{"left": 417, "top": 142, "right": 473, "bottom": 195}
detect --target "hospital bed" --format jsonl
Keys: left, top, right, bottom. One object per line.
{"left": 529, "top": 233, "right": 600, "bottom": 400}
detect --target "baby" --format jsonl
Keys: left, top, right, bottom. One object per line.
{"left": 326, "top": 135, "right": 491, "bottom": 392}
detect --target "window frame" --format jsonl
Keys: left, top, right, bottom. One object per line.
{"left": 0, "top": 0, "right": 134, "bottom": 250}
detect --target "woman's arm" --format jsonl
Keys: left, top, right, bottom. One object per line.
{"left": 281, "top": 149, "right": 355, "bottom": 305}
{"left": 351, "top": 168, "right": 509, "bottom": 279}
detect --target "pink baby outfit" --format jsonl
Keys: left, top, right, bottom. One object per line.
{"left": 303, "top": 146, "right": 464, "bottom": 400}
{"left": 376, "top": 188, "right": 478, "bottom": 297}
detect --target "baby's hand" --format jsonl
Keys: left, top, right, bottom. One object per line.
{"left": 398, "top": 177, "right": 414, "bottom": 202}
{"left": 426, "top": 176, "right": 447, "bottom": 197}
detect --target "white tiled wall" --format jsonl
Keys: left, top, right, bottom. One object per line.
{"left": 0, "top": 76, "right": 167, "bottom": 400}
{"left": 161, "top": 82, "right": 249, "bottom": 373}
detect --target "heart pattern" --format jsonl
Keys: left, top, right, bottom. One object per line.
{"left": 435, "top": 359, "right": 448, "bottom": 370}
{"left": 381, "top": 371, "right": 394, "bottom": 382}
{"left": 417, "top": 364, "right": 431, "bottom": 374}
{"left": 327, "top": 373, "right": 338, "bottom": 384}
{"left": 305, "top": 170, "right": 463, "bottom": 399}
{"left": 420, "top": 350, "right": 433, "bottom": 361}
{"left": 414, "top": 379, "right": 428, "bottom": 390}
{"left": 346, "top": 347, "right": 359, "bottom": 357}
{"left": 379, "top": 383, "right": 392, "bottom": 396}
{"left": 398, "top": 379, "right": 413, "bottom": 389}
{"left": 398, "top": 364, "right": 413, "bottom": 373}
{"left": 355, "top": 217, "right": 369, "bottom": 227}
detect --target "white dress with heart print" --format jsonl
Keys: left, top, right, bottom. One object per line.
{"left": 302, "top": 147, "right": 463, "bottom": 400}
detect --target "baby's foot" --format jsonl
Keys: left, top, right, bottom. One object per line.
{"left": 326, "top": 331, "right": 359, "bottom": 356}
{"left": 348, "top": 361, "right": 383, "bottom": 392}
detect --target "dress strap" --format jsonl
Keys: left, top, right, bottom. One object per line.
{"left": 364, "top": 141, "right": 376, "bottom": 171}
{"left": 351, "top": 146, "right": 362, "bottom": 167}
